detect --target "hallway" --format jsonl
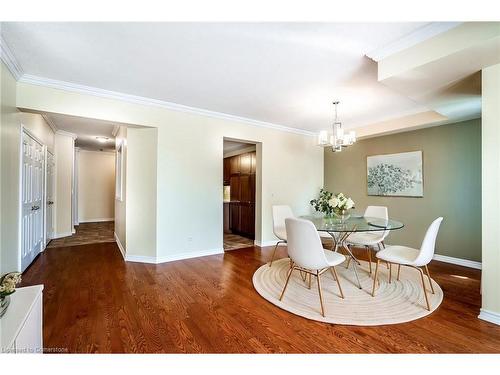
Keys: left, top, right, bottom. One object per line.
{"left": 46, "top": 221, "right": 115, "bottom": 248}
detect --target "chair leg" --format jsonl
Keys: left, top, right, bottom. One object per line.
{"left": 371, "top": 260, "right": 380, "bottom": 297}
{"left": 279, "top": 264, "right": 294, "bottom": 301}
{"left": 308, "top": 273, "right": 312, "bottom": 289}
{"left": 346, "top": 256, "right": 351, "bottom": 269}
{"left": 332, "top": 266, "right": 344, "bottom": 299}
{"left": 397, "top": 264, "right": 401, "bottom": 281}
{"left": 367, "top": 246, "right": 372, "bottom": 275}
{"left": 388, "top": 263, "right": 392, "bottom": 283}
{"left": 329, "top": 267, "right": 337, "bottom": 280}
{"left": 417, "top": 267, "right": 431, "bottom": 311}
{"left": 316, "top": 271, "right": 325, "bottom": 317}
{"left": 269, "top": 242, "right": 280, "bottom": 267}
{"left": 424, "top": 265, "right": 435, "bottom": 294}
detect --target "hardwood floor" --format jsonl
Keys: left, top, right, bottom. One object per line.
{"left": 21, "top": 242, "right": 500, "bottom": 353}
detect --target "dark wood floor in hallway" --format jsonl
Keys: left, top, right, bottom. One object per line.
{"left": 21, "top": 242, "right": 500, "bottom": 353}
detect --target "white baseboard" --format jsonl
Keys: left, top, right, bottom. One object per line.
{"left": 254, "top": 239, "right": 286, "bottom": 247}
{"left": 478, "top": 309, "right": 500, "bottom": 326}
{"left": 433, "top": 254, "right": 482, "bottom": 270}
{"left": 125, "top": 254, "right": 158, "bottom": 264}
{"left": 156, "top": 248, "right": 224, "bottom": 263}
{"left": 79, "top": 218, "right": 114, "bottom": 223}
{"left": 114, "top": 232, "right": 126, "bottom": 260}
{"left": 123, "top": 248, "right": 224, "bottom": 264}
{"left": 52, "top": 231, "right": 73, "bottom": 239}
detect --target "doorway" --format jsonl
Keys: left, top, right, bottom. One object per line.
{"left": 223, "top": 139, "right": 257, "bottom": 251}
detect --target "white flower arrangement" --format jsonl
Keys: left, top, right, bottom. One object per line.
{"left": 0, "top": 272, "right": 22, "bottom": 298}
{"left": 329, "top": 192, "right": 355, "bottom": 214}
{"left": 310, "top": 190, "right": 355, "bottom": 217}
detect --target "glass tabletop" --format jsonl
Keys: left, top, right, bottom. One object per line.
{"left": 299, "top": 215, "right": 404, "bottom": 233}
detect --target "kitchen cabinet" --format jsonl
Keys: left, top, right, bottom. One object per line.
{"left": 223, "top": 158, "right": 231, "bottom": 185}
{"left": 223, "top": 151, "right": 256, "bottom": 239}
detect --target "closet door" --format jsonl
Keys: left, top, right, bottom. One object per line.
{"left": 45, "top": 151, "right": 55, "bottom": 244}
{"left": 21, "top": 131, "right": 44, "bottom": 271}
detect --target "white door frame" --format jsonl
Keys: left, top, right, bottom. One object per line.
{"left": 19, "top": 125, "right": 47, "bottom": 271}
{"left": 44, "top": 149, "right": 55, "bottom": 247}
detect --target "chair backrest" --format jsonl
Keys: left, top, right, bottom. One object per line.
{"left": 364, "top": 206, "right": 389, "bottom": 239}
{"left": 413, "top": 217, "right": 444, "bottom": 266}
{"left": 272, "top": 205, "right": 294, "bottom": 238}
{"left": 285, "top": 218, "right": 329, "bottom": 270}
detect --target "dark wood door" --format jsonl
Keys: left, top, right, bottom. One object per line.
{"left": 223, "top": 158, "right": 231, "bottom": 185}
{"left": 240, "top": 174, "right": 253, "bottom": 203}
{"left": 229, "top": 176, "right": 240, "bottom": 201}
{"left": 229, "top": 155, "right": 240, "bottom": 175}
{"left": 239, "top": 203, "right": 255, "bottom": 239}
{"left": 230, "top": 203, "right": 240, "bottom": 232}
{"left": 240, "top": 153, "right": 252, "bottom": 174}
{"left": 251, "top": 152, "right": 257, "bottom": 174}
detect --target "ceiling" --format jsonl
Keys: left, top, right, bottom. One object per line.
{"left": 0, "top": 22, "right": 453, "bottom": 133}
{"left": 223, "top": 140, "right": 255, "bottom": 154}
{"left": 45, "top": 113, "right": 117, "bottom": 151}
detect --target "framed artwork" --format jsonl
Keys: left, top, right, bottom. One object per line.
{"left": 367, "top": 151, "right": 423, "bottom": 197}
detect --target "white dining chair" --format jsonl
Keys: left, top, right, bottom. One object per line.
{"left": 347, "top": 206, "right": 389, "bottom": 274}
{"left": 371, "top": 217, "right": 443, "bottom": 311}
{"left": 279, "top": 218, "right": 346, "bottom": 317}
{"left": 270, "top": 205, "right": 295, "bottom": 267}
{"left": 271, "top": 205, "right": 333, "bottom": 267}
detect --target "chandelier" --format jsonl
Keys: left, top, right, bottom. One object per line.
{"left": 317, "top": 101, "right": 356, "bottom": 152}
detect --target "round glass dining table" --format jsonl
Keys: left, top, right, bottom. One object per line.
{"left": 300, "top": 214, "right": 404, "bottom": 289}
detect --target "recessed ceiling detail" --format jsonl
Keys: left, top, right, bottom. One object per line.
{"left": 1, "top": 22, "right": 450, "bottom": 134}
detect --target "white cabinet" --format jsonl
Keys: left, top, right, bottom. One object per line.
{"left": 0, "top": 285, "right": 43, "bottom": 353}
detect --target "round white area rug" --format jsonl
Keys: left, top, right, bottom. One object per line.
{"left": 253, "top": 258, "right": 443, "bottom": 325}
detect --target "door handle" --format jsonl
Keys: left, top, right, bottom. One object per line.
{"left": 48, "top": 201, "right": 54, "bottom": 205}
{"left": 31, "top": 205, "right": 40, "bottom": 211}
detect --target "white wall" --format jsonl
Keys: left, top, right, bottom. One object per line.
{"left": 480, "top": 63, "right": 500, "bottom": 325}
{"left": 126, "top": 127, "right": 157, "bottom": 259}
{"left": 77, "top": 150, "right": 115, "bottom": 223}
{"left": 114, "top": 126, "right": 127, "bottom": 252}
{"left": 16, "top": 81, "right": 324, "bottom": 263}
{"left": 1, "top": 62, "right": 55, "bottom": 272}
{"left": 54, "top": 132, "right": 74, "bottom": 238}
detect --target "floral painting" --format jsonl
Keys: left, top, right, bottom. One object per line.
{"left": 367, "top": 151, "right": 423, "bottom": 197}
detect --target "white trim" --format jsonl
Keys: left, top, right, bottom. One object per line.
{"left": 124, "top": 254, "right": 158, "bottom": 264}
{"left": 366, "top": 22, "right": 462, "bottom": 61}
{"left": 52, "top": 231, "right": 73, "bottom": 239}
{"left": 114, "top": 232, "right": 126, "bottom": 260}
{"left": 254, "top": 239, "right": 285, "bottom": 247}
{"left": 41, "top": 114, "right": 58, "bottom": 133}
{"left": 156, "top": 248, "right": 223, "bottom": 263}
{"left": 55, "top": 129, "right": 77, "bottom": 139}
{"left": 18, "top": 74, "right": 315, "bottom": 137}
{"left": 123, "top": 248, "right": 224, "bottom": 264}
{"left": 111, "top": 124, "right": 120, "bottom": 137}
{"left": 0, "top": 35, "right": 23, "bottom": 80}
{"left": 432, "top": 254, "right": 482, "bottom": 270}
{"left": 478, "top": 309, "right": 500, "bottom": 326}
{"left": 78, "top": 218, "right": 115, "bottom": 223}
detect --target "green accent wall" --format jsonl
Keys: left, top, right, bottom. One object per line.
{"left": 324, "top": 119, "right": 481, "bottom": 262}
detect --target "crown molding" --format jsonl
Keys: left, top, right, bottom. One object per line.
{"left": 56, "top": 129, "right": 77, "bottom": 139}
{"left": 0, "top": 35, "right": 23, "bottom": 80}
{"left": 18, "top": 74, "right": 316, "bottom": 137}
{"left": 366, "top": 22, "right": 462, "bottom": 62}
{"left": 41, "top": 113, "right": 58, "bottom": 133}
